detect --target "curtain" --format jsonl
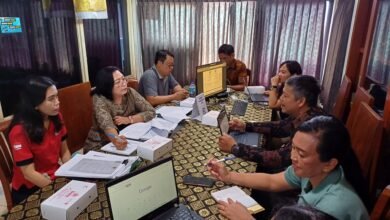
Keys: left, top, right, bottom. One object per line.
{"left": 366, "top": 0, "right": 390, "bottom": 86}
{"left": 321, "top": 0, "right": 355, "bottom": 112}
{"left": 0, "top": 0, "right": 80, "bottom": 116}
{"left": 127, "top": 0, "right": 144, "bottom": 79}
{"left": 83, "top": 0, "right": 121, "bottom": 85}
{"left": 251, "top": 0, "right": 327, "bottom": 86}
{"left": 138, "top": 0, "right": 257, "bottom": 85}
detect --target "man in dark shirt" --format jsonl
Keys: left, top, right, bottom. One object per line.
{"left": 218, "top": 44, "right": 248, "bottom": 91}
{"left": 218, "top": 75, "right": 325, "bottom": 218}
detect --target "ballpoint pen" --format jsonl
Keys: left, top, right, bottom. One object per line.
{"left": 205, "top": 155, "right": 236, "bottom": 166}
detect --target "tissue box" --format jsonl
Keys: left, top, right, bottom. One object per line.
{"left": 138, "top": 136, "right": 173, "bottom": 162}
{"left": 41, "top": 180, "right": 97, "bottom": 220}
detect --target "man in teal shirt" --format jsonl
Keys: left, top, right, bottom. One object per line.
{"left": 208, "top": 116, "right": 369, "bottom": 220}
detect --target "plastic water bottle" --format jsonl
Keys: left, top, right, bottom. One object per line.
{"left": 189, "top": 81, "right": 196, "bottom": 97}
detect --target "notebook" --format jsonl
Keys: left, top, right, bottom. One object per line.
{"left": 105, "top": 157, "right": 202, "bottom": 220}
{"left": 217, "top": 108, "right": 260, "bottom": 147}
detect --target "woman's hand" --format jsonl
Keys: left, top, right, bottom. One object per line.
{"left": 114, "top": 116, "right": 131, "bottom": 126}
{"left": 207, "top": 158, "right": 232, "bottom": 183}
{"left": 270, "top": 75, "right": 280, "bottom": 87}
{"left": 218, "top": 134, "right": 237, "bottom": 153}
{"left": 112, "top": 135, "right": 128, "bottom": 150}
{"left": 229, "top": 119, "right": 245, "bottom": 132}
{"left": 217, "top": 198, "right": 254, "bottom": 220}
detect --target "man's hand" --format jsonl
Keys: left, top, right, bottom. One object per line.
{"left": 218, "top": 134, "right": 237, "bottom": 153}
{"left": 217, "top": 198, "right": 254, "bottom": 220}
{"left": 174, "top": 89, "right": 188, "bottom": 100}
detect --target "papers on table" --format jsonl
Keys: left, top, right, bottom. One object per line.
{"left": 119, "top": 107, "right": 191, "bottom": 140}
{"left": 156, "top": 106, "right": 192, "bottom": 123}
{"left": 101, "top": 139, "right": 142, "bottom": 156}
{"left": 180, "top": 97, "right": 195, "bottom": 107}
{"left": 211, "top": 186, "right": 264, "bottom": 214}
{"left": 55, "top": 151, "right": 138, "bottom": 179}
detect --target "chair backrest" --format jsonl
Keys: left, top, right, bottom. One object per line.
{"left": 346, "top": 86, "right": 375, "bottom": 130}
{"left": 127, "top": 77, "right": 139, "bottom": 91}
{"left": 246, "top": 68, "right": 251, "bottom": 86}
{"left": 0, "top": 118, "right": 13, "bottom": 211}
{"left": 348, "top": 102, "right": 383, "bottom": 195}
{"left": 332, "top": 76, "right": 352, "bottom": 121}
{"left": 371, "top": 185, "right": 390, "bottom": 220}
{"left": 58, "top": 82, "right": 92, "bottom": 154}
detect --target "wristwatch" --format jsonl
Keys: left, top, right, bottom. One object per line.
{"left": 231, "top": 144, "right": 240, "bottom": 155}
{"left": 271, "top": 85, "right": 278, "bottom": 89}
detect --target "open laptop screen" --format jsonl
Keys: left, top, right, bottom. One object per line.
{"left": 106, "top": 158, "right": 177, "bottom": 219}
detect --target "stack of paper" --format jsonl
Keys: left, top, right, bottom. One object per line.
{"left": 55, "top": 151, "right": 139, "bottom": 179}
{"left": 101, "top": 139, "right": 142, "bottom": 156}
{"left": 211, "top": 186, "right": 264, "bottom": 214}
{"left": 120, "top": 107, "right": 191, "bottom": 140}
{"left": 180, "top": 97, "right": 195, "bottom": 107}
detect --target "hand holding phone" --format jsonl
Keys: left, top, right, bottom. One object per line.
{"left": 183, "top": 175, "right": 215, "bottom": 187}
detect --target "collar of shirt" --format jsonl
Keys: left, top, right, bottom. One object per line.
{"left": 299, "top": 166, "right": 344, "bottom": 203}
{"left": 152, "top": 66, "right": 166, "bottom": 80}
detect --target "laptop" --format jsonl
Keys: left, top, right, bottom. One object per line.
{"left": 106, "top": 157, "right": 202, "bottom": 220}
{"left": 246, "top": 86, "right": 269, "bottom": 103}
{"left": 217, "top": 107, "right": 260, "bottom": 147}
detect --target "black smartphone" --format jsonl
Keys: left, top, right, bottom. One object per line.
{"left": 183, "top": 175, "right": 215, "bottom": 187}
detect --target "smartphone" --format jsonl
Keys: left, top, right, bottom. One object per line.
{"left": 183, "top": 175, "right": 215, "bottom": 187}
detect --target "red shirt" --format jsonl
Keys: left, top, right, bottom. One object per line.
{"left": 9, "top": 114, "right": 67, "bottom": 190}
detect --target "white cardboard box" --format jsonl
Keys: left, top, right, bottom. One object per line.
{"left": 137, "top": 136, "right": 173, "bottom": 162}
{"left": 41, "top": 180, "right": 97, "bottom": 220}
{"left": 201, "top": 110, "right": 219, "bottom": 127}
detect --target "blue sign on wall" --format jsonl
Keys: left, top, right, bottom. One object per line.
{"left": 0, "top": 17, "right": 22, "bottom": 34}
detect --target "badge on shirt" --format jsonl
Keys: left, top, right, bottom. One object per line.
{"left": 13, "top": 144, "right": 22, "bottom": 151}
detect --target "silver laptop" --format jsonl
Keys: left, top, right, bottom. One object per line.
{"left": 106, "top": 157, "right": 202, "bottom": 220}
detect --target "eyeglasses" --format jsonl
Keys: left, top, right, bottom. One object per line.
{"left": 114, "top": 77, "right": 127, "bottom": 86}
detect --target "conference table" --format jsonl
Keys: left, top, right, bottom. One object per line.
{"left": 5, "top": 96, "right": 272, "bottom": 220}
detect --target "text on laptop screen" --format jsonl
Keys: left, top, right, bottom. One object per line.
{"left": 196, "top": 62, "right": 227, "bottom": 97}
{"left": 107, "top": 160, "right": 177, "bottom": 219}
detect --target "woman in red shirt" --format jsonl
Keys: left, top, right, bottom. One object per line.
{"left": 8, "top": 76, "right": 71, "bottom": 204}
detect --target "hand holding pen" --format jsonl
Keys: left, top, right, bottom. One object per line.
{"left": 106, "top": 133, "right": 128, "bottom": 150}
{"left": 205, "top": 156, "right": 235, "bottom": 183}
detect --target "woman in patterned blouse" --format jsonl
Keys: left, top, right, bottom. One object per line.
{"left": 83, "top": 66, "right": 155, "bottom": 153}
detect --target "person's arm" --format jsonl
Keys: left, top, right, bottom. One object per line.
{"left": 246, "top": 118, "right": 293, "bottom": 138}
{"left": 229, "top": 63, "right": 248, "bottom": 91}
{"left": 19, "top": 163, "right": 51, "bottom": 187}
{"left": 146, "top": 92, "right": 186, "bottom": 106}
{"left": 104, "top": 127, "right": 127, "bottom": 150}
{"left": 232, "top": 142, "right": 292, "bottom": 169}
{"left": 208, "top": 159, "right": 293, "bottom": 192}
{"left": 268, "top": 75, "right": 281, "bottom": 108}
{"left": 60, "top": 141, "right": 71, "bottom": 163}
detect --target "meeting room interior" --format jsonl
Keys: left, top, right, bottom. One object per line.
{"left": 0, "top": 0, "right": 389, "bottom": 219}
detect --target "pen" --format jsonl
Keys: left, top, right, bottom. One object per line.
{"left": 205, "top": 156, "right": 236, "bottom": 166}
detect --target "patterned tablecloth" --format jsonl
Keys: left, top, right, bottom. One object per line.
{"left": 5, "top": 101, "right": 272, "bottom": 220}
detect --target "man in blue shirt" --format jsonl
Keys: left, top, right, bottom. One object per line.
{"left": 139, "top": 50, "right": 188, "bottom": 106}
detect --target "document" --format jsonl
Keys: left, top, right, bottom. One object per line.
{"left": 101, "top": 140, "right": 141, "bottom": 156}
{"left": 211, "top": 186, "right": 264, "bottom": 214}
{"left": 119, "top": 122, "right": 151, "bottom": 139}
{"left": 55, "top": 151, "right": 138, "bottom": 179}
{"left": 180, "top": 97, "right": 195, "bottom": 107}
{"left": 151, "top": 117, "right": 178, "bottom": 131}
{"left": 156, "top": 106, "right": 191, "bottom": 123}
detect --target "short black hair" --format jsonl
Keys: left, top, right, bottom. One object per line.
{"left": 154, "top": 50, "right": 174, "bottom": 65}
{"left": 273, "top": 204, "right": 336, "bottom": 220}
{"left": 92, "top": 66, "right": 122, "bottom": 100}
{"left": 218, "top": 44, "right": 234, "bottom": 55}
{"left": 280, "top": 60, "right": 302, "bottom": 76}
{"left": 285, "top": 75, "right": 320, "bottom": 108}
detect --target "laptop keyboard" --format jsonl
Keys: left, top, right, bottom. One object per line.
{"left": 231, "top": 100, "right": 248, "bottom": 116}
